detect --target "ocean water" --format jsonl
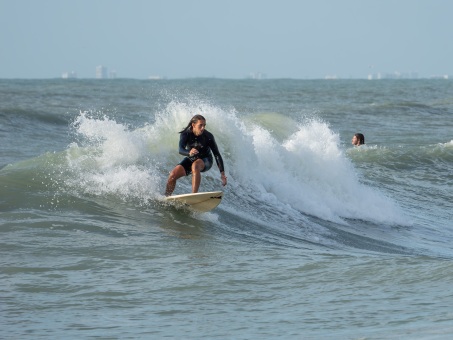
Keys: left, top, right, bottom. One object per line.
{"left": 1, "top": 78, "right": 453, "bottom": 339}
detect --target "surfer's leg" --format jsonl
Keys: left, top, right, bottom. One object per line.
{"left": 191, "top": 159, "right": 205, "bottom": 193}
{"left": 165, "top": 165, "right": 186, "bottom": 196}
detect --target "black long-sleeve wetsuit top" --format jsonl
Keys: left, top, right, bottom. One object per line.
{"left": 179, "top": 129, "right": 225, "bottom": 173}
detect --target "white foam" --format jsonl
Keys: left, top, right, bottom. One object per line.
{"left": 73, "top": 111, "right": 148, "bottom": 168}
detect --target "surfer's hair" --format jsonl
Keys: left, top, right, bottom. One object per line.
{"left": 179, "top": 114, "right": 206, "bottom": 133}
{"left": 354, "top": 133, "right": 365, "bottom": 145}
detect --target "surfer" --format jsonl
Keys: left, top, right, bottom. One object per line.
{"left": 165, "top": 114, "right": 227, "bottom": 196}
{"left": 352, "top": 133, "right": 365, "bottom": 146}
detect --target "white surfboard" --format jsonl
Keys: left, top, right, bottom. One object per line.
{"left": 165, "top": 191, "right": 223, "bottom": 212}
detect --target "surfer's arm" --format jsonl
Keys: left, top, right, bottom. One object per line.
{"left": 208, "top": 135, "right": 225, "bottom": 173}
{"left": 178, "top": 132, "right": 191, "bottom": 157}
{"left": 213, "top": 152, "right": 227, "bottom": 186}
{"left": 220, "top": 169, "right": 227, "bottom": 186}
{"left": 214, "top": 154, "right": 225, "bottom": 173}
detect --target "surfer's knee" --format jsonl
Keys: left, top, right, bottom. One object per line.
{"left": 167, "top": 170, "right": 177, "bottom": 181}
{"left": 191, "top": 159, "right": 205, "bottom": 173}
{"left": 168, "top": 165, "right": 185, "bottom": 182}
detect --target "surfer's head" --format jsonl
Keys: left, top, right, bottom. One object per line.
{"left": 352, "top": 133, "right": 365, "bottom": 146}
{"left": 180, "top": 115, "right": 206, "bottom": 135}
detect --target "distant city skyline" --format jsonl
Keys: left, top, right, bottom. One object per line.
{"left": 1, "top": 0, "right": 452, "bottom": 79}
{"left": 59, "top": 65, "right": 450, "bottom": 80}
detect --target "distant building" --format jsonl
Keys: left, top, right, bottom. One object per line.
{"left": 368, "top": 71, "right": 418, "bottom": 80}
{"left": 247, "top": 72, "right": 266, "bottom": 80}
{"left": 429, "top": 74, "right": 449, "bottom": 80}
{"left": 62, "top": 71, "right": 77, "bottom": 79}
{"left": 96, "top": 65, "right": 108, "bottom": 79}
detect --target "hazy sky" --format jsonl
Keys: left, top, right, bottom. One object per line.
{"left": 1, "top": 0, "right": 452, "bottom": 79}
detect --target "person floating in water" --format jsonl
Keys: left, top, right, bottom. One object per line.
{"left": 165, "top": 114, "right": 227, "bottom": 196}
{"left": 352, "top": 133, "right": 365, "bottom": 146}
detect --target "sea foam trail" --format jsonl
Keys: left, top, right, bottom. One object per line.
{"left": 65, "top": 102, "right": 407, "bottom": 225}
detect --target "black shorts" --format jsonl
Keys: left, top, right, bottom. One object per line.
{"left": 179, "top": 156, "right": 213, "bottom": 176}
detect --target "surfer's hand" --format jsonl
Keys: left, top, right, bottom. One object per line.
{"left": 189, "top": 148, "right": 199, "bottom": 157}
{"left": 221, "top": 173, "right": 227, "bottom": 186}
